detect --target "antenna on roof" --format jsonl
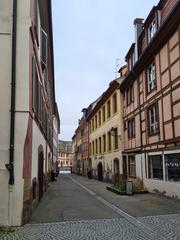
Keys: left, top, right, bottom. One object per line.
{"left": 115, "top": 58, "right": 120, "bottom": 79}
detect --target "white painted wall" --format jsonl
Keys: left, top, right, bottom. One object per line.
{"left": 0, "top": 0, "right": 14, "bottom": 226}
{"left": 144, "top": 179, "right": 180, "bottom": 199}
{"left": 0, "top": 0, "right": 53, "bottom": 226}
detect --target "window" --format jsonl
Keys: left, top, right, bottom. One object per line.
{"left": 128, "top": 118, "right": 135, "bottom": 138}
{"left": 113, "top": 93, "right": 117, "bottom": 113}
{"left": 92, "top": 141, "right": 95, "bottom": 155}
{"left": 89, "top": 143, "right": 91, "bottom": 155}
{"left": 165, "top": 154, "right": 180, "bottom": 181}
{"left": 103, "top": 134, "right": 106, "bottom": 152}
{"left": 148, "top": 104, "right": 158, "bottom": 135}
{"left": 92, "top": 119, "right": 94, "bottom": 131}
{"left": 41, "top": 29, "right": 48, "bottom": 67}
{"left": 95, "top": 115, "right": 98, "bottom": 129}
{"left": 148, "top": 19, "right": 157, "bottom": 42}
{"left": 99, "top": 137, "right": 102, "bottom": 154}
{"left": 148, "top": 155, "right": 163, "bottom": 180}
{"left": 34, "top": 0, "right": 39, "bottom": 42}
{"left": 126, "top": 85, "right": 134, "bottom": 105}
{"left": 129, "top": 156, "right": 136, "bottom": 177}
{"left": 107, "top": 100, "right": 111, "bottom": 118}
{"left": 108, "top": 133, "right": 112, "bottom": 151}
{"left": 32, "top": 56, "right": 37, "bottom": 112}
{"left": 95, "top": 139, "right": 98, "bottom": 155}
{"left": 98, "top": 111, "right": 101, "bottom": 126}
{"left": 102, "top": 106, "right": 106, "bottom": 122}
{"left": 114, "top": 128, "right": 118, "bottom": 150}
{"left": 147, "top": 63, "right": 156, "bottom": 92}
{"left": 89, "top": 122, "right": 91, "bottom": 133}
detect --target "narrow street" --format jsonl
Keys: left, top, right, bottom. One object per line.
{"left": 3, "top": 174, "right": 180, "bottom": 240}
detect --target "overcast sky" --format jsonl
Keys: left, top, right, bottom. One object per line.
{"left": 52, "top": 0, "right": 159, "bottom": 141}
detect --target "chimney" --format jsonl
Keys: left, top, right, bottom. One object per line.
{"left": 134, "top": 18, "right": 144, "bottom": 62}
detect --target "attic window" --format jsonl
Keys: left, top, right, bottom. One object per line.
{"left": 148, "top": 19, "right": 157, "bottom": 42}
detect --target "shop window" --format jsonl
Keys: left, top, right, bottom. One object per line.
{"left": 165, "top": 154, "right": 180, "bottom": 181}
{"left": 148, "top": 155, "right": 163, "bottom": 180}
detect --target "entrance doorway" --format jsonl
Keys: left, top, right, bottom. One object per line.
{"left": 114, "top": 158, "right": 119, "bottom": 183}
{"left": 97, "top": 162, "right": 103, "bottom": 181}
{"left": 38, "top": 151, "right": 44, "bottom": 201}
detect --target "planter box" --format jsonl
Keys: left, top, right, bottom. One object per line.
{"left": 106, "top": 186, "right": 126, "bottom": 195}
{"left": 106, "top": 186, "right": 148, "bottom": 195}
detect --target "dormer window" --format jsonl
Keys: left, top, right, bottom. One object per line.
{"left": 148, "top": 19, "right": 157, "bottom": 42}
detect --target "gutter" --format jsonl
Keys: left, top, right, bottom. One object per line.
{"left": 5, "top": 0, "right": 17, "bottom": 185}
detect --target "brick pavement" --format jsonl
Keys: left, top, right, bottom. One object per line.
{"left": 1, "top": 174, "right": 180, "bottom": 240}
{"left": 1, "top": 214, "right": 180, "bottom": 240}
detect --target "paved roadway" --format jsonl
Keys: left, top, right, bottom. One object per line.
{"left": 2, "top": 174, "right": 180, "bottom": 240}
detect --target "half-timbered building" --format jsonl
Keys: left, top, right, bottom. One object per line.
{"left": 120, "top": 0, "right": 180, "bottom": 197}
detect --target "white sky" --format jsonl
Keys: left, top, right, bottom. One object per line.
{"left": 52, "top": 0, "right": 159, "bottom": 140}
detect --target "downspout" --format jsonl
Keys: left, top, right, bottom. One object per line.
{"left": 5, "top": 0, "right": 17, "bottom": 185}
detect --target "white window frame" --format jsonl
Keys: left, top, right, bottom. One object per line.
{"left": 148, "top": 19, "right": 157, "bottom": 41}
{"left": 149, "top": 104, "right": 158, "bottom": 134}
{"left": 147, "top": 63, "right": 156, "bottom": 92}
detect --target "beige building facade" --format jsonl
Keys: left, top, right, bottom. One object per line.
{"left": 88, "top": 68, "right": 127, "bottom": 182}
{"left": 58, "top": 140, "right": 73, "bottom": 168}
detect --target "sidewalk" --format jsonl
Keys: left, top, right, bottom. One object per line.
{"left": 71, "top": 174, "right": 180, "bottom": 217}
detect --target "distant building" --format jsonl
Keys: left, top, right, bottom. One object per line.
{"left": 58, "top": 140, "right": 73, "bottom": 168}
{"left": 120, "top": 0, "right": 180, "bottom": 197}
{"left": 0, "top": 0, "right": 59, "bottom": 226}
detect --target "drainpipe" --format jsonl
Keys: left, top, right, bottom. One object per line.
{"left": 5, "top": 0, "right": 17, "bottom": 185}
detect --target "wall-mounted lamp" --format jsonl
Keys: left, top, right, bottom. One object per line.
{"left": 109, "top": 127, "right": 122, "bottom": 140}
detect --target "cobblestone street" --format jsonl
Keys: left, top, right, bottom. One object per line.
{"left": 1, "top": 174, "right": 180, "bottom": 239}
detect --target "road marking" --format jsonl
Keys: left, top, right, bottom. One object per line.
{"left": 68, "top": 175, "right": 167, "bottom": 240}
{"left": 68, "top": 175, "right": 96, "bottom": 196}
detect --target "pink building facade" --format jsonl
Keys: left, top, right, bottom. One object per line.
{"left": 120, "top": 0, "right": 180, "bottom": 197}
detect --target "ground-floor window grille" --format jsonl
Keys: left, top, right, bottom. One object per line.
{"left": 148, "top": 155, "right": 163, "bottom": 180}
